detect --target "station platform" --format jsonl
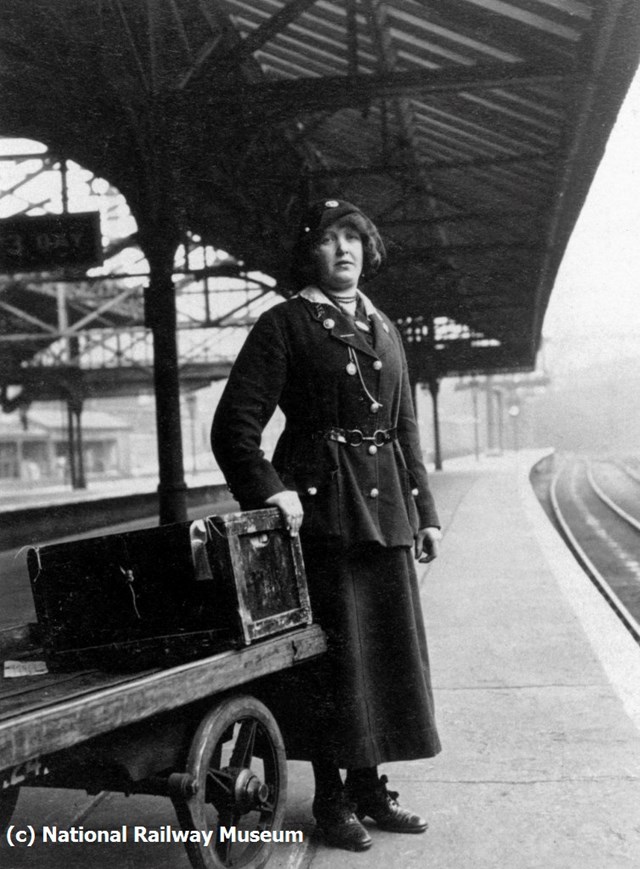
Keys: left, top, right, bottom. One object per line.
{"left": 0, "top": 467, "right": 226, "bottom": 512}
{"left": 5, "top": 452, "right": 640, "bottom": 869}
{"left": 0, "top": 468, "right": 231, "bottom": 553}
{"left": 259, "top": 452, "right": 640, "bottom": 869}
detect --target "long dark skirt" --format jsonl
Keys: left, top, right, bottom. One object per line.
{"left": 259, "top": 540, "right": 441, "bottom": 768}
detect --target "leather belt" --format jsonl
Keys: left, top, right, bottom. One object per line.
{"left": 323, "top": 426, "right": 397, "bottom": 447}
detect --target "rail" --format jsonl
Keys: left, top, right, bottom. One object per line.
{"left": 549, "top": 460, "right": 640, "bottom": 644}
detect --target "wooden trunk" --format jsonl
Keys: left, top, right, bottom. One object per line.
{"left": 27, "top": 508, "right": 311, "bottom": 669}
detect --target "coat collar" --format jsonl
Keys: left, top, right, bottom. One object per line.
{"left": 297, "top": 285, "right": 377, "bottom": 318}
{"left": 295, "top": 285, "right": 390, "bottom": 358}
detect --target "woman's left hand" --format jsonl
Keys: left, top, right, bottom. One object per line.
{"left": 415, "top": 526, "right": 442, "bottom": 562}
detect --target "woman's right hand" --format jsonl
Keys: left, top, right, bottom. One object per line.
{"left": 266, "top": 490, "right": 304, "bottom": 537}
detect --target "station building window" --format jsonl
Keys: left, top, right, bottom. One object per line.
{"left": 0, "top": 443, "right": 19, "bottom": 479}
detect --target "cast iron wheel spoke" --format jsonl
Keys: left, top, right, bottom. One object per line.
{"left": 214, "top": 811, "right": 240, "bottom": 863}
{"left": 205, "top": 768, "right": 235, "bottom": 810}
{"left": 259, "top": 797, "right": 275, "bottom": 815}
{"left": 172, "top": 695, "right": 287, "bottom": 869}
{"left": 214, "top": 832, "right": 233, "bottom": 864}
{"left": 229, "top": 718, "right": 257, "bottom": 769}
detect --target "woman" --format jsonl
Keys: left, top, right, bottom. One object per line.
{"left": 211, "top": 199, "right": 441, "bottom": 852}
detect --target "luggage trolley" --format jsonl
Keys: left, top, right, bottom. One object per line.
{"left": 0, "top": 508, "right": 325, "bottom": 869}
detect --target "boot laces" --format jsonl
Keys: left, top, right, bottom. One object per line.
{"left": 379, "top": 775, "right": 400, "bottom": 805}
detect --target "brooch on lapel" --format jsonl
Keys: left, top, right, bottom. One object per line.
{"left": 312, "top": 303, "right": 335, "bottom": 330}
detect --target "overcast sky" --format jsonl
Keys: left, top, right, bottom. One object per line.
{"left": 542, "top": 62, "right": 640, "bottom": 366}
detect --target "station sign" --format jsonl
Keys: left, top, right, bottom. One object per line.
{"left": 0, "top": 211, "right": 103, "bottom": 272}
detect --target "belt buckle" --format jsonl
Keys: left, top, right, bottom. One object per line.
{"left": 373, "top": 429, "right": 387, "bottom": 447}
{"left": 348, "top": 429, "right": 364, "bottom": 447}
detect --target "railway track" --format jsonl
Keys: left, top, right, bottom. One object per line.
{"left": 550, "top": 456, "right": 640, "bottom": 643}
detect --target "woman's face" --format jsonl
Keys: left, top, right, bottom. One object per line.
{"left": 313, "top": 221, "right": 363, "bottom": 293}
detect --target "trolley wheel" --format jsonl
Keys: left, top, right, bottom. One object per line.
{"left": 172, "top": 695, "right": 287, "bottom": 869}
{"left": 0, "top": 786, "right": 19, "bottom": 834}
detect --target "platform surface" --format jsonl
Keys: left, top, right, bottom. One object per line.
{"left": 0, "top": 468, "right": 226, "bottom": 514}
{"left": 284, "top": 451, "right": 640, "bottom": 869}
{"left": 3, "top": 452, "right": 640, "bottom": 869}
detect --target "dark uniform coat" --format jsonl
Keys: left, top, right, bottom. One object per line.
{"left": 212, "top": 287, "right": 439, "bottom": 539}
{"left": 211, "top": 286, "right": 441, "bottom": 766}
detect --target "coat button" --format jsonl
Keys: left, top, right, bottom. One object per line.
{"left": 373, "top": 360, "right": 382, "bottom": 370}
{"left": 369, "top": 488, "right": 379, "bottom": 498}
{"left": 323, "top": 318, "right": 335, "bottom": 330}
{"left": 370, "top": 402, "right": 381, "bottom": 413}
{"left": 346, "top": 362, "right": 357, "bottom": 375}
{"left": 307, "top": 487, "right": 318, "bottom": 496}
{"left": 368, "top": 445, "right": 377, "bottom": 455}
{"left": 411, "top": 488, "right": 419, "bottom": 497}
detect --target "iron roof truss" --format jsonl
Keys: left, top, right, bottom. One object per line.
{"left": 0, "top": 0, "right": 639, "bottom": 376}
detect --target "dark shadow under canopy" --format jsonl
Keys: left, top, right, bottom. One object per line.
{"left": 2, "top": 0, "right": 639, "bottom": 519}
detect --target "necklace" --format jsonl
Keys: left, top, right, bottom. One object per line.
{"left": 325, "top": 292, "right": 358, "bottom": 316}
{"left": 326, "top": 292, "right": 357, "bottom": 305}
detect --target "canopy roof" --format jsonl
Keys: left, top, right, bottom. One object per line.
{"left": 1, "top": 0, "right": 640, "bottom": 376}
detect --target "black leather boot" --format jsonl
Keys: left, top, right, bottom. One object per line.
{"left": 313, "top": 788, "right": 373, "bottom": 851}
{"left": 347, "top": 774, "right": 428, "bottom": 834}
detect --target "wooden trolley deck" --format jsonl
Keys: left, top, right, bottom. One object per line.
{"left": 0, "top": 624, "right": 325, "bottom": 777}
{"left": 1, "top": 510, "right": 324, "bottom": 868}
{"left": 1, "top": 624, "right": 325, "bottom": 869}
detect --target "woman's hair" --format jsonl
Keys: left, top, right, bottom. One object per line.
{"left": 289, "top": 200, "right": 386, "bottom": 290}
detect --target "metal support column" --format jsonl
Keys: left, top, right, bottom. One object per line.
{"left": 186, "top": 391, "right": 198, "bottom": 474}
{"left": 66, "top": 398, "right": 86, "bottom": 489}
{"left": 486, "top": 375, "right": 496, "bottom": 454}
{"left": 496, "top": 389, "right": 504, "bottom": 454}
{"left": 66, "top": 402, "right": 77, "bottom": 488}
{"left": 471, "top": 379, "right": 480, "bottom": 461}
{"left": 74, "top": 402, "right": 86, "bottom": 489}
{"left": 427, "top": 377, "right": 443, "bottom": 471}
{"left": 146, "top": 253, "right": 187, "bottom": 525}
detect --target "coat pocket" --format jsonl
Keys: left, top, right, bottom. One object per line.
{"left": 299, "top": 466, "right": 343, "bottom": 537}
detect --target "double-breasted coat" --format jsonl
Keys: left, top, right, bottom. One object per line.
{"left": 211, "top": 286, "right": 439, "bottom": 541}
{"left": 211, "top": 286, "right": 441, "bottom": 766}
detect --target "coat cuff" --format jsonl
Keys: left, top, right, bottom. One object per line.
{"left": 414, "top": 489, "right": 440, "bottom": 529}
{"left": 231, "top": 462, "right": 288, "bottom": 509}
